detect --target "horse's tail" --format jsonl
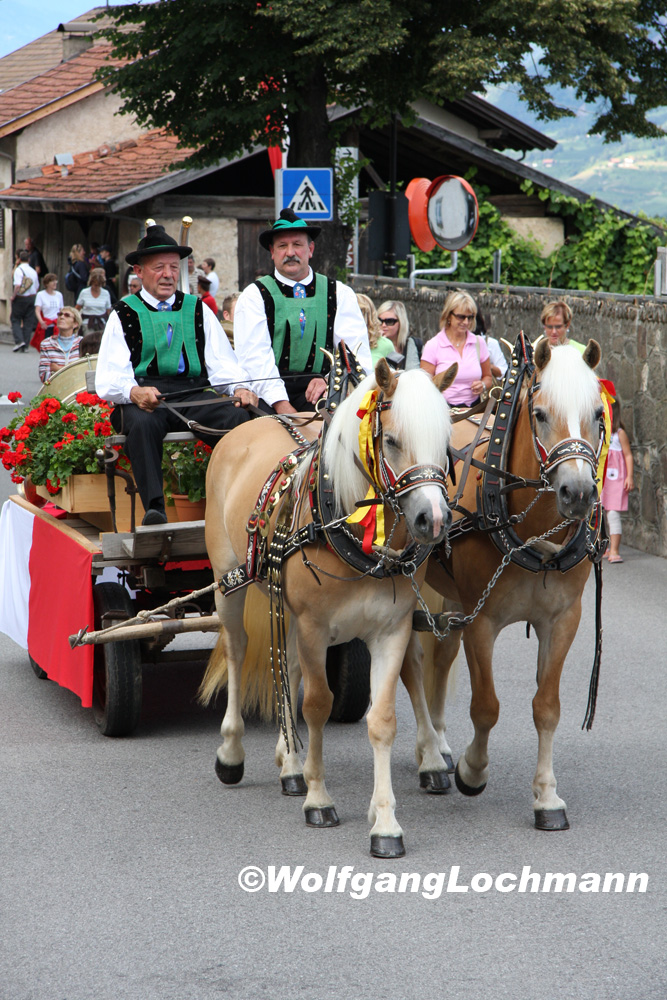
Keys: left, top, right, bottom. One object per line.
{"left": 419, "top": 586, "right": 459, "bottom": 707}
{"left": 198, "top": 588, "right": 284, "bottom": 721}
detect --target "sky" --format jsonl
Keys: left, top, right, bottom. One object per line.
{"left": 0, "top": 0, "right": 155, "bottom": 60}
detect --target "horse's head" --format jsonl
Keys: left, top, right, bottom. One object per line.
{"left": 530, "top": 339, "right": 604, "bottom": 520}
{"left": 322, "top": 359, "right": 457, "bottom": 546}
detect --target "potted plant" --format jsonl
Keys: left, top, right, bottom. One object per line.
{"left": 161, "top": 439, "right": 213, "bottom": 519}
{"left": 0, "top": 390, "right": 119, "bottom": 501}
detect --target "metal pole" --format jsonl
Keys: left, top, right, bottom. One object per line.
{"left": 384, "top": 115, "right": 398, "bottom": 277}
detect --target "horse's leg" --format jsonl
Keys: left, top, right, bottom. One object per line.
{"left": 400, "top": 633, "right": 451, "bottom": 794}
{"left": 366, "top": 621, "right": 416, "bottom": 859}
{"left": 531, "top": 604, "right": 582, "bottom": 831}
{"left": 429, "top": 625, "right": 462, "bottom": 772}
{"left": 455, "top": 616, "right": 499, "bottom": 796}
{"left": 297, "top": 624, "right": 339, "bottom": 828}
{"left": 213, "top": 585, "right": 248, "bottom": 784}
{"left": 275, "top": 619, "right": 307, "bottom": 796}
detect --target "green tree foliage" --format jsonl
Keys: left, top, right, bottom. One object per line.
{"left": 99, "top": 1, "right": 667, "bottom": 270}
{"left": 405, "top": 176, "right": 664, "bottom": 294}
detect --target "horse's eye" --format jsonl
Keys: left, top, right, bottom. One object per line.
{"left": 534, "top": 409, "right": 547, "bottom": 424}
{"left": 594, "top": 405, "right": 604, "bottom": 421}
{"left": 384, "top": 435, "right": 399, "bottom": 450}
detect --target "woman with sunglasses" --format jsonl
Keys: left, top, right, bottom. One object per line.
{"left": 420, "top": 290, "right": 493, "bottom": 406}
{"left": 38, "top": 307, "right": 83, "bottom": 383}
{"left": 377, "top": 300, "right": 423, "bottom": 370}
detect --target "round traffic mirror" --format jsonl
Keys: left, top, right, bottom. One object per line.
{"left": 426, "top": 175, "right": 479, "bottom": 251}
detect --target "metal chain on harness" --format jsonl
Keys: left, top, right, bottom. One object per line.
{"left": 410, "top": 516, "right": 576, "bottom": 642}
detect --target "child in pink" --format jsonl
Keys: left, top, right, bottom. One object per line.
{"left": 601, "top": 398, "right": 634, "bottom": 563}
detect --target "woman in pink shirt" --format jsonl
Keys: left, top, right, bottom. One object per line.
{"left": 421, "top": 291, "right": 493, "bottom": 406}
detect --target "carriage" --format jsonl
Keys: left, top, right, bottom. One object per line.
{"left": 1, "top": 361, "right": 372, "bottom": 738}
{"left": 2, "top": 327, "right": 609, "bottom": 856}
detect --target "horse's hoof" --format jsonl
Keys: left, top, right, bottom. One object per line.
{"left": 215, "top": 757, "right": 244, "bottom": 785}
{"left": 454, "top": 763, "right": 486, "bottom": 796}
{"left": 419, "top": 769, "right": 451, "bottom": 794}
{"left": 305, "top": 806, "right": 339, "bottom": 828}
{"left": 534, "top": 808, "right": 570, "bottom": 831}
{"left": 281, "top": 774, "right": 307, "bottom": 796}
{"left": 441, "top": 752, "right": 455, "bottom": 773}
{"left": 370, "top": 834, "right": 406, "bottom": 859}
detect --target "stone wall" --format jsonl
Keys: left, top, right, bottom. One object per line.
{"left": 351, "top": 276, "right": 667, "bottom": 557}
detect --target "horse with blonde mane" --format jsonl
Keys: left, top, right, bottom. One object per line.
{"left": 403, "top": 336, "right": 607, "bottom": 832}
{"left": 201, "top": 358, "right": 456, "bottom": 858}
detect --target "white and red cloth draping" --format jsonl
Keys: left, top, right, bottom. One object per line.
{"left": 0, "top": 500, "right": 95, "bottom": 706}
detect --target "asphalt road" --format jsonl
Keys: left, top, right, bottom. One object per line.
{"left": 1, "top": 339, "right": 665, "bottom": 1000}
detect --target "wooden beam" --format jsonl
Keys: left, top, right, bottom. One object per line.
{"left": 0, "top": 82, "right": 105, "bottom": 139}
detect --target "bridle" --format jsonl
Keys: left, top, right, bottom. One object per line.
{"left": 527, "top": 375, "right": 605, "bottom": 481}
{"left": 355, "top": 387, "right": 449, "bottom": 518}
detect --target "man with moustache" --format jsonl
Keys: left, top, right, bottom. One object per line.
{"left": 95, "top": 224, "right": 257, "bottom": 525}
{"left": 233, "top": 208, "right": 372, "bottom": 412}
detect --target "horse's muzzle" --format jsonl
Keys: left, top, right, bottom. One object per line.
{"left": 557, "top": 480, "right": 598, "bottom": 521}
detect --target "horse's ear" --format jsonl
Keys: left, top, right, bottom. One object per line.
{"left": 375, "top": 357, "right": 399, "bottom": 398}
{"left": 583, "top": 339, "right": 601, "bottom": 370}
{"left": 534, "top": 339, "right": 551, "bottom": 370}
{"left": 433, "top": 363, "right": 458, "bottom": 393}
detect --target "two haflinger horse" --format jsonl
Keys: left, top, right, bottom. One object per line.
{"left": 201, "top": 334, "right": 607, "bottom": 855}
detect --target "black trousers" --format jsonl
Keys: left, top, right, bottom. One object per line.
{"left": 110, "top": 376, "right": 252, "bottom": 510}
{"left": 284, "top": 372, "right": 323, "bottom": 412}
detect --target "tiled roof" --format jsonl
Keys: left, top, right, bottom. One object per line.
{"left": 0, "top": 8, "right": 115, "bottom": 94}
{"left": 0, "top": 42, "right": 122, "bottom": 134}
{"left": 0, "top": 130, "right": 195, "bottom": 210}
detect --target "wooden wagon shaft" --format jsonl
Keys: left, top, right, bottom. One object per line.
{"left": 69, "top": 613, "right": 221, "bottom": 647}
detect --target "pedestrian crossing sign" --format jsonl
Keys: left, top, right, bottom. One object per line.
{"left": 275, "top": 167, "right": 334, "bottom": 221}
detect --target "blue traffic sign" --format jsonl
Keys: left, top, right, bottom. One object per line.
{"left": 275, "top": 167, "right": 334, "bottom": 221}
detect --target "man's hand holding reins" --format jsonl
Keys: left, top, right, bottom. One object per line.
{"left": 234, "top": 387, "right": 259, "bottom": 409}
{"left": 129, "top": 385, "right": 162, "bottom": 411}
{"left": 305, "top": 377, "right": 327, "bottom": 404}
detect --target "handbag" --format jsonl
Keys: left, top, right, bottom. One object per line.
{"left": 17, "top": 269, "right": 32, "bottom": 295}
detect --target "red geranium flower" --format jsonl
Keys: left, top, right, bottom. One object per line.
{"left": 46, "top": 478, "right": 61, "bottom": 495}
{"left": 7, "top": 391, "right": 22, "bottom": 403}
{"left": 13, "top": 425, "right": 31, "bottom": 441}
{"left": 61, "top": 412, "right": 78, "bottom": 424}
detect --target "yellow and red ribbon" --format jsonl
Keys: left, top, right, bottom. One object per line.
{"left": 346, "top": 389, "right": 386, "bottom": 552}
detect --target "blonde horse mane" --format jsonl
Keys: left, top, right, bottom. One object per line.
{"left": 321, "top": 368, "right": 452, "bottom": 515}
{"left": 536, "top": 345, "right": 600, "bottom": 425}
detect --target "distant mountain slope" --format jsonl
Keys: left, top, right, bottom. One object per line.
{"left": 483, "top": 85, "right": 667, "bottom": 220}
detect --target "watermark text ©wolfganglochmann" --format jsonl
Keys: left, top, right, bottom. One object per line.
{"left": 238, "top": 865, "right": 648, "bottom": 899}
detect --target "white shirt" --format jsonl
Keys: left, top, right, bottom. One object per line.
{"left": 35, "top": 289, "right": 64, "bottom": 321}
{"left": 95, "top": 288, "right": 250, "bottom": 405}
{"left": 485, "top": 335, "right": 508, "bottom": 376}
{"left": 13, "top": 263, "right": 38, "bottom": 297}
{"left": 77, "top": 287, "right": 112, "bottom": 316}
{"left": 233, "top": 267, "right": 372, "bottom": 406}
{"left": 207, "top": 271, "right": 220, "bottom": 297}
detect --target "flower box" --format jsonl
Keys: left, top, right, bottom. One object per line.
{"left": 35, "top": 474, "right": 180, "bottom": 532}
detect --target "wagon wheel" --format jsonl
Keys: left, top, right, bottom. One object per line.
{"left": 28, "top": 655, "right": 48, "bottom": 680}
{"left": 326, "top": 639, "right": 371, "bottom": 723}
{"left": 92, "top": 582, "right": 142, "bottom": 737}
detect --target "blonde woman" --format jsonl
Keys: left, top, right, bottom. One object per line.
{"left": 377, "top": 299, "right": 421, "bottom": 369}
{"left": 76, "top": 267, "right": 112, "bottom": 332}
{"left": 421, "top": 290, "right": 493, "bottom": 406}
{"left": 356, "top": 294, "right": 393, "bottom": 366}
{"left": 68, "top": 243, "right": 89, "bottom": 298}
{"left": 540, "top": 300, "right": 585, "bottom": 354}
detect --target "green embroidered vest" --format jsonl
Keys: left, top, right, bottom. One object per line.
{"left": 256, "top": 273, "right": 330, "bottom": 374}
{"left": 123, "top": 294, "right": 201, "bottom": 377}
